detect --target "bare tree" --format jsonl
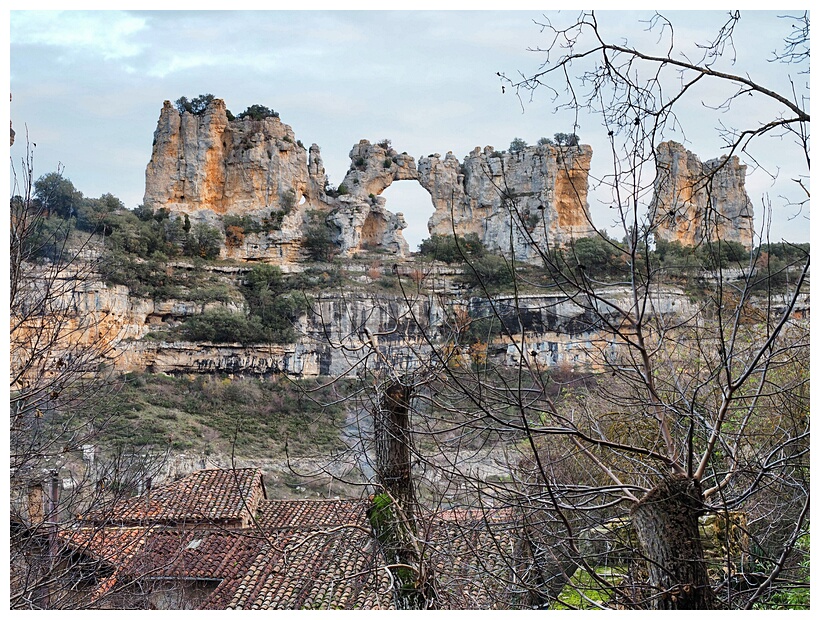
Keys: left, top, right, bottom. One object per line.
{"left": 9, "top": 137, "right": 175, "bottom": 609}
{"left": 310, "top": 11, "right": 808, "bottom": 610}
{"left": 492, "top": 11, "right": 810, "bottom": 609}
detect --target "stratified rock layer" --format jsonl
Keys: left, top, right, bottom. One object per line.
{"left": 650, "top": 141, "right": 754, "bottom": 248}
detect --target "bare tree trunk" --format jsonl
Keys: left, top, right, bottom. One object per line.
{"left": 374, "top": 381, "right": 416, "bottom": 518}
{"left": 631, "top": 474, "right": 717, "bottom": 610}
{"left": 370, "top": 379, "right": 435, "bottom": 609}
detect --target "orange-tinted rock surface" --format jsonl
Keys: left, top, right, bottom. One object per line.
{"left": 650, "top": 141, "right": 754, "bottom": 248}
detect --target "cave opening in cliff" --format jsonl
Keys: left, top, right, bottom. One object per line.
{"left": 380, "top": 181, "right": 436, "bottom": 253}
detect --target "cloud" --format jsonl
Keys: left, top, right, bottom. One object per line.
{"left": 11, "top": 11, "right": 147, "bottom": 61}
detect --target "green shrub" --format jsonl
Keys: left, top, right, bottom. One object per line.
{"left": 242, "top": 264, "right": 310, "bottom": 342}
{"left": 175, "top": 94, "right": 216, "bottom": 115}
{"left": 571, "top": 234, "right": 621, "bottom": 273}
{"left": 462, "top": 253, "right": 515, "bottom": 288}
{"left": 223, "top": 215, "right": 264, "bottom": 235}
{"left": 303, "top": 211, "right": 338, "bottom": 262}
{"left": 281, "top": 189, "right": 297, "bottom": 213}
{"left": 554, "top": 132, "right": 580, "bottom": 146}
{"left": 183, "top": 222, "right": 222, "bottom": 260}
{"left": 235, "top": 104, "right": 279, "bottom": 121}
{"left": 756, "top": 241, "right": 809, "bottom": 264}
{"left": 418, "top": 233, "right": 486, "bottom": 263}
{"left": 34, "top": 172, "right": 84, "bottom": 219}
{"left": 17, "top": 213, "right": 73, "bottom": 261}
{"left": 509, "top": 137, "right": 528, "bottom": 153}
{"left": 696, "top": 239, "right": 749, "bottom": 270}
{"left": 179, "top": 308, "right": 267, "bottom": 344}
{"left": 291, "top": 265, "right": 343, "bottom": 290}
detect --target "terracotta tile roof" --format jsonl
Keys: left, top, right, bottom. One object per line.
{"left": 424, "top": 511, "right": 521, "bottom": 609}
{"left": 58, "top": 526, "right": 155, "bottom": 604}
{"left": 64, "top": 519, "right": 391, "bottom": 609}
{"left": 60, "top": 526, "right": 152, "bottom": 566}
{"left": 81, "top": 468, "right": 264, "bottom": 527}
{"left": 65, "top": 469, "right": 526, "bottom": 609}
{"left": 254, "top": 499, "right": 368, "bottom": 530}
{"left": 210, "top": 527, "right": 393, "bottom": 610}
{"left": 120, "top": 529, "right": 269, "bottom": 581}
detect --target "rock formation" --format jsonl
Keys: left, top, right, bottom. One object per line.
{"left": 329, "top": 140, "right": 415, "bottom": 256}
{"left": 143, "top": 101, "right": 754, "bottom": 264}
{"left": 144, "top": 99, "right": 327, "bottom": 262}
{"left": 143, "top": 101, "right": 414, "bottom": 261}
{"left": 144, "top": 99, "right": 317, "bottom": 219}
{"left": 418, "top": 144, "right": 596, "bottom": 261}
{"left": 143, "top": 100, "right": 602, "bottom": 263}
{"left": 650, "top": 141, "right": 754, "bottom": 248}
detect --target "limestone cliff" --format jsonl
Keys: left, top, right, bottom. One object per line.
{"left": 143, "top": 102, "right": 416, "bottom": 260}
{"left": 650, "top": 141, "right": 754, "bottom": 248}
{"left": 144, "top": 99, "right": 319, "bottom": 218}
{"left": 144, "top": 99, "right": 327, "bottom": 262}
{"left": 328, "top": 140, "right": 598, "bottom": 261}
{"left": 143, "top": 100, "right": 601, "bottom": 263}
{"left": 20, "top": 262, "right": 699, "bottom": 381}
{"left": 418, "top": 144, "right": 596, "bottom": 261}
{"left": 143, "top": 100, "right": 753, "bottom": 263}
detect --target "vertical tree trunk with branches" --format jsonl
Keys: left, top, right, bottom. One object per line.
{"left": 630, "top": 475, "right": 716, "bottom": 609}
{"left": 369, "top": 378, "right": 436, "bottom": 609}
{"left": 10, "top": 137, "right": 172, "bottom": 609}
{"left": 374, "top": 381, "right": 416, "bottom": 516}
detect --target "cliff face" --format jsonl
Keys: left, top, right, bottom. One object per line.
{"left": 143, "top": 101, "right": 602, "bottom": 262}
{"left": 418, "top": 144, "right": 595, "bottom": 260}
{"left": 23, "top": 264, "right": 698, "bottom": 381}
{"left": 650, "top": 141, "right": 754, "bottom": 248}
{"left": 143, "top": 101, "right": 754, "bottom": 263}
{"left": 144, "top": 99, "right": 319, "bottom": 219}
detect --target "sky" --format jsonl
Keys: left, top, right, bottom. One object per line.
{"left": 7, "top": 6, "right": 812, "bottom": 250}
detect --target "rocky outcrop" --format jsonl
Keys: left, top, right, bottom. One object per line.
{"left": 418, "top": 144, "right": 596, "bottom": 261}
{"left": 143, "top": 101, "right": 414, "bottom": 260}
{"left": 143, "top": 101, "right": 754, "bottom": 263}
{"left": 329, "top": 140, "right": 414, "bottom": 256}
{"left": 143, "top": 101, "right": 601, "bottom": 263}
{"left": 328, "top": 140, "right": 598, "bottom": 262}
{"left": 144, "top": 100, "right": 331, "bottom": 262}
{"left": 650, "top": 141, "right": 754, "bottom": 248}
{"left": 144, "top": 99, "right": 319, "bottom": 221}
{"left": 340, "top": 139, "right": 418, "bottom": 198}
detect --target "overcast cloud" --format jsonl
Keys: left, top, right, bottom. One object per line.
{"left": 9, "top": 9, "right": 810, "bottom": 249}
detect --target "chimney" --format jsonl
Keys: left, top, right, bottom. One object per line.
{"left": 27, "top": 481, "right": 44, "bottom": 525}
{"left": 46, "top": 470, "right": 60, "bottom": 525}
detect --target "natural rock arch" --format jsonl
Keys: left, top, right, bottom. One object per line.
{"left": 378, "top": 181, "right": 436, "bottom": 253}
